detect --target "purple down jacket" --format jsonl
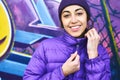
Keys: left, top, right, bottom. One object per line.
{"left": 23, "top": 31, "right": 111, "bottom": 80}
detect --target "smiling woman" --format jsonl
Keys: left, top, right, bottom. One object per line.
{"left": 23, "top": 0, "right": 111, "bottom": 80}
{"left": 0, "top": 0, "right": 14, "bottom": 60}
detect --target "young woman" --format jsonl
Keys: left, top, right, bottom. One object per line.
{"left": 23, "top": 0, "right": 111, "bottom": 80}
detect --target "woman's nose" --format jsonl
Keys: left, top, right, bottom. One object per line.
{"left": 71, "top": 16, "right": 78, "bottom": 24}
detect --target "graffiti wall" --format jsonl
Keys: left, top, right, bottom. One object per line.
{"left": 0, "top": 0, "right": 120, "bottom": 80}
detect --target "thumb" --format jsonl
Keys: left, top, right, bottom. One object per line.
{"left": 68, "top": 51, "right": 77, "bottom": 61}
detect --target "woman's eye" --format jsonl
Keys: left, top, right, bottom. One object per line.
{"left": 76, "top": 12, "right": 83, "bottom": 16}
{"left": 63, "top": 14, "right": 70, "bottom": 18}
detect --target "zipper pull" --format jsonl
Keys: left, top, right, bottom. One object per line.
{"left": 76, "top": 44, "right": 79, "bottom": 52}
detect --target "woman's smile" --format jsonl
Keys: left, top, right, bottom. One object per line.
{"left": 69, "top": 25, "right": 81, "bottom": 32}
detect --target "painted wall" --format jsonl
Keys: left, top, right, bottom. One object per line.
{"left": 0, "top": 0, "right": 120, "bottom": 79}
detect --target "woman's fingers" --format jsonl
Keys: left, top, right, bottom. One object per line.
{"left": 85, "top": 28, "right": 100, "bottom": 59}
{"left": 68, "top": 51, "right": 78, "bottom": 61}
{"left": 85, "top": 28, "right": 100, "bottom": 40}
{"left": 62, "top": 51, "right": 80, "bottom": 76}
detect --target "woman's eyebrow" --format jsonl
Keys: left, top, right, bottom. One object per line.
{"left": 75, "top": 8, "right": 84, "bottom": 12}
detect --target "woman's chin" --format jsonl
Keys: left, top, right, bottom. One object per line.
{"left": 70, "top": 33, "right": 82, "bottom": 38}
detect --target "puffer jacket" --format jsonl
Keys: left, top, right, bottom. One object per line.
{"left": 23, "top": 31, "right": 111, "bottom": 80}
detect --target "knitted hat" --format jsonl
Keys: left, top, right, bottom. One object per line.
{"left": 58, "top": 0, "right": 91, "bottom": 22}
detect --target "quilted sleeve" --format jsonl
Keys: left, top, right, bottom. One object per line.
{"left": 85, "top": 45, "right": 111, "bottom": 80}
{"left": 23, "top": 42, "right": 65, "bottom": 80}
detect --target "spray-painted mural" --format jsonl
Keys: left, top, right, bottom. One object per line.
{"left": 0, "top": 0, "right": 120, "bottom": 80}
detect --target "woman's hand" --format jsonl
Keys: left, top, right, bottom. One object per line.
{"left": 85, "top": 28, "right": 100, "bottom": 59}
{"left": 62, "top": 51, "right": 80, "bottom": 76}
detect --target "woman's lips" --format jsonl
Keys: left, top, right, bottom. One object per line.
{"left": 70, "top": 26, "right": 80, "bottom": 32}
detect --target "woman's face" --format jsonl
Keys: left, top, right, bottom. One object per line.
{"left": 61, "top": 5, "right": 87, "bottom": 37}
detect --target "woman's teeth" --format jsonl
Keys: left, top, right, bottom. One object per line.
{"left": 71, "top": 26, "right": 80, "bottom": 29}
{"left": 70, "top": 26, "right": 80, "bottom": 32}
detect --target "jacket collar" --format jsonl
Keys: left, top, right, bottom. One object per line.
{"left": 61, "top": 30, "right": 87, "bottom": 48}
